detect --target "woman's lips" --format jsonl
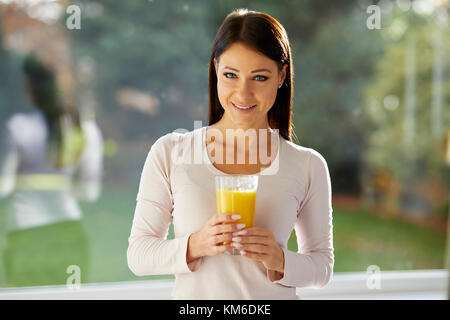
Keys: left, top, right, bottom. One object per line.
{"left": 232, "top": 102, "right": 256, "bottom": 113}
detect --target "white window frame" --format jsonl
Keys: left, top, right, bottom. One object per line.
{"left": 0, "top": 269, "right": 446, "bottom": 300}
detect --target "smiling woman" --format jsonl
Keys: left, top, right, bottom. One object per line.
{"left": 212, "top": 42, "right": 287, "bottom": 126}
{"left": 127, "top": 8, "right": 334, "bottom": 300}
{"left": 208, "top": 9, "right": 294, "bottom": 141}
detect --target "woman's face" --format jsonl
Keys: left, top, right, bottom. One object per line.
{"left": 214, "top": 42, "right": 287, "bottom": 130}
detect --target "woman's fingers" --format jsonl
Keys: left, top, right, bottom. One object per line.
{"left": 228, "top": 227, "right": 284, "bottom": 271}
{"left": 200, "top": 217, "right": 281, "bottom": 262}
{"left": 212, "top": 233, "right": 234, "bottom": 245}
{"left": 209, "top": 213, "right": 241, "bottom": 226}
{"left": 231, "top": 242, "right": 268, "bottom": 254}
{"left": 231, "top": 227, "right": 273, "bottom": 246}
{"left": 207, "top": 213, "right": 246, "bottom": 236}
{"left": 239, "top": 250, "right": 266, "bottom": 260}
{"left": 232, "top": 235, "right": 269, "bottom": 245}
{"left": 213, "top": 243, "right": 233, "bottom": 255}
{"left": 235, "top": 227, "right": 272, "bottom": 237}
{"left": 230, "top": 227, "right": 278, "bottom": 257}
{"left": 211, "top": 222, "right": 246, "bottom": 235}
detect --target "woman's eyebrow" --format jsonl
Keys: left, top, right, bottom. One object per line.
{"left": 224, "top": 66, "right": 272, "bottom": 73}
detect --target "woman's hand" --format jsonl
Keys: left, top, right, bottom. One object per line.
{"left": 187, "top": 213, "right": 246, "bottom": 262}
{"left": 230, "top": 227, "right": 285, "bottom": 274}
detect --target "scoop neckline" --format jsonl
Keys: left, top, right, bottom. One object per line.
{"left": 202, "top": 125, "right": 281, "bottom": 176}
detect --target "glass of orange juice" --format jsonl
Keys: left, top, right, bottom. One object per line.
{"left": 215, "top": 175, "right": 258, "bottom": 255}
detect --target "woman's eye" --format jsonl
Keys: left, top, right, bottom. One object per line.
{"left": 223, "top": 73, "right": 268, "bottom": 81}
{"left": 224, "top": 73, "right": 236, "bottom": 79}
{"left": 254, "top": 75, "right": 268, "bottom": 81}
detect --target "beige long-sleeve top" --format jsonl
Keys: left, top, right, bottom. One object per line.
{"left": 127, "top": 126, "right": 334, "bottom": 299}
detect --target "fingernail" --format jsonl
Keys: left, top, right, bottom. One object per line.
{"left": 232, "top": 230, "right": 247, "bottom": 236}
{"left": 236, "top": 224, "right": 246, "bottom": 229}
{"left": 231, "top": 242, "right": 243, "bottom": 248}
{"left": 231, "top": 215, "right": 241, "bottom": 220}
{"left": 232, "top": 237, "right": 241, "bottom": 242}
{"left": 240, "top": 250, "right": 247, "bottom": 255}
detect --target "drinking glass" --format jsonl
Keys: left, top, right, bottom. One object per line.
{"left": 215, "top": 175, "right": 259, "bottom": 255}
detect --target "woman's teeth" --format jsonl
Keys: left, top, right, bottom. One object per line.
{"left": 233, "top": 103, "right": 255, "bottom": 110}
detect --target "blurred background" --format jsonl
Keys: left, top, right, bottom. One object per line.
{"left": 0, "top": 0, "right": 449, "bottom": 288}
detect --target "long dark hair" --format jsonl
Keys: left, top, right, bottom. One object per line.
{"left": 23, "top": 53, "right": 84, "bottom": 168}
{"left": 208, "top": 8, "right": 297, "bottom": 143}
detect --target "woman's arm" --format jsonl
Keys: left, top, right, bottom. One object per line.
{"left": 268, "top": 150, "right": 334, "bottom": 288}
{"left": 127, "top": 134, "right": 201, "bottom": 276}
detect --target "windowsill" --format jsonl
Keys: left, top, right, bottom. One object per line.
{"left": 0, "top": 269, "right": 447, "bottom": 300}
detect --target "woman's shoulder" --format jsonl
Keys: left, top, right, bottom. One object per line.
{"left": 283, "top": 139, "right": 329, "bottom": 172}
{"left": 149, "top": 127, "right": 200, "bottom": 155}
{"left": 4, "top": 111, "right": 45, "bottom": 141}
{"left": 6, "top": 111, "right": 41, "bottom": 128}
{"left": 146, "top": 128, "right": 201, "bottom": 170}
{"left": 284, "top": 139, "right": 324, "bottom": 160}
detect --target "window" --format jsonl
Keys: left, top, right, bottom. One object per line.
{"left": 0, "top": 0, "right": 448, "bottom": 289}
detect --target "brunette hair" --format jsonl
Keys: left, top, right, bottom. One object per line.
{"left": 208, "top": 8, "right": 297, "bottom": 142}
{"left": 23, "top": 53, "right": 85, "bottom": 168}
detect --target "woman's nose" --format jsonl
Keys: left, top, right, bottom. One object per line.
{"left": 235, "top": 80, "right": 254, "bottom": 100}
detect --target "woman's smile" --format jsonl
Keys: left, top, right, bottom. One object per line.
{"left": 232, "top": 102, "right": 257, "bottom": 113}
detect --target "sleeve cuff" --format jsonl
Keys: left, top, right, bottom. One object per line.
{"left": 267, "top": 247, "right": 291, "bottom": 286}
{"left": 182, "top": 233, "right": 203, "bottom": 273}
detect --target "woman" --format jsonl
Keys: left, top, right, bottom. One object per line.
{"left": 127, "top": 8, "right": 334, "bottom": 299}
{"left": 0, "top": 53, "right": 103, "bottom": 287}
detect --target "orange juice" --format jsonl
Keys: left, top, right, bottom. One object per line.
{"left": 216, "top": 188, "right": 257, "bottom": 228}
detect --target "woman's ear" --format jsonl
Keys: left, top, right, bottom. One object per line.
{"left": 279, "top": 64, "right": 288, "bottom": 86}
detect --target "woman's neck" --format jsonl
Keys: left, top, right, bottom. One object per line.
{"left": 209, "top": 122, "right": 276, "bottom": 155}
